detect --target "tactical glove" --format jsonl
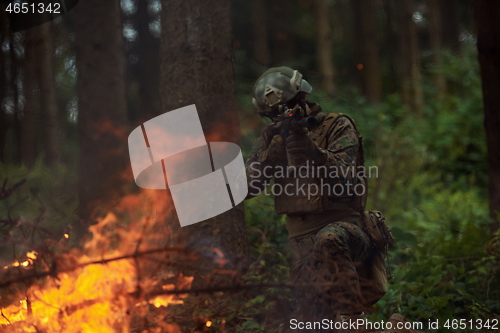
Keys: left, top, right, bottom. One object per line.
{"left": 286, "top": 127, "right": 326, "bottom": 167}
{"left": 259, "top": 134, "right": 286, "bottom": 166}
{"left": 262, "top": 123, "right": 281, "bottom": 146}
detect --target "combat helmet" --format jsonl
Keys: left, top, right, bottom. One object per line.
{"left": 252, "top": 66, "right": 313, "bottom": 117}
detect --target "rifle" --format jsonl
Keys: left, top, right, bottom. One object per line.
{"left": 275, "top": 99, "right": 317, "bottom": 139}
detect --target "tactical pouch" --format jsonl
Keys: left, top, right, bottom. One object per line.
{"left": 361, "top": 210, "right": 395, "bottom": 250}
{"left": 358, "top": 248, "right": 388, "bottom": 306}
{"left": 358, "top": 210, "right": 395, "bottom": 306}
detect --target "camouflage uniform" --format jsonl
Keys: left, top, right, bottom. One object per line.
{"left": 245, "top": 103, "right": 372, "bottom": 319}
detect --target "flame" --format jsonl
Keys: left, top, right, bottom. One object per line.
{"left": 3, "top": 251, "right": 38, "bottom": 270}
{"left": 0, "top": 191, "right": 193, "bottom": 333}
{"left": 0, "top": 118, "right": 239, "bottom": 332}
{"left": 26, "top": 252, "right": 37, "bottom": 260}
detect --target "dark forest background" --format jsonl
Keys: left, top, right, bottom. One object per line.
{"left": 1, "top": 0, "right": 500, "bottom": 332}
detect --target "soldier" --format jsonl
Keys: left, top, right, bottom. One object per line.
{"left": 245, "top": 66, "right": 378, "bottom": 330}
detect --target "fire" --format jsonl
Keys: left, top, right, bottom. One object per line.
{"left": 2, "top": 251, "right": 38, "bottom": 270}
{"left": 0, "top": 259, "right": 137, "bottom": 332}
{"left": 0, "top": 192, "right": 193, "bottom": 333}
{"left": 26, "top": 252, "right": 37, "bottom": 260}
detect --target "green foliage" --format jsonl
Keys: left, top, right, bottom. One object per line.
{"left": 236, "top": 194, "right": 294, "bottom": 331}
{"left": 0, "top": 159, "right": 78, "bottom": 262}
{"left": 375, "top": 191, "right": 498, "bottom": 332}
{"left": 244, "top": 193, "right": 289, "bottom": 260}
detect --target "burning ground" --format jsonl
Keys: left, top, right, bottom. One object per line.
{"left": 0, "top": 187, "right": 197, "bottom": 333}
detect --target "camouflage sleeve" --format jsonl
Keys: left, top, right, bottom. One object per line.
{"left": 317, "top": 116, "right": 359, "bottom": 184}
{"left": 244, "top": 135, "right": 273, "bottom": 199}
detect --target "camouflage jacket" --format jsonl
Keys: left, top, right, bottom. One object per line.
{"left": 244, "top": 103, "right": 362, "bottom": 238}
{"left": 245, "top": 103, "right": 359, "bottom": 196}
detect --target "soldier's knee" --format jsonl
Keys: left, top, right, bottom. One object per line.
{"left": 314, "top": 229, "right": 344, "bottom": 254}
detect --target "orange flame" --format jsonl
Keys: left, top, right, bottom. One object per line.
{"left": 0, "top": 191, "right": 192, "bottom": 333}
{"left": 2, "top": 251, "right": 38, "bottom": 270}
{"left": 0, "top": 117, "right": 241, "bottom": 332}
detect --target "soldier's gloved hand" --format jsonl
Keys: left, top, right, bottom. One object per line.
{"left": 259, "top": 134, "right": 286, "bottom": 166}
{"left": 262, "top": 123, "right": 281, "bottom": 146}
{"left": 286, "top": 127, "right": 325, "bottom": 167}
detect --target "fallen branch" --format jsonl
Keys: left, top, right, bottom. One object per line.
{"left": 0, "top": 243, "right": 326, "bottom": 296}
{"left": 0, "top": 179, "right": 27, "bottom": 201}
{"left": 0, "top": 245, "right": 191, "bottom": 289}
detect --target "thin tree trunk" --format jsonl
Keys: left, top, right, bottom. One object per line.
{"left": 351, "top": 0, "right": 364, "bottom": 91}
{"left": 314, "top": 0, "right": 336, "bottom": 95}
{"left": 0, "top": 15, "right": 6, "bottom": 163}
{"left": 135, "top": 0, "right": 160, "bottom": 122}
{"left": 160, "top": 0, "right": 249, "bottom": 283}
{"left": 395, "top": 0, "right": 411, "bottom": 107}
{"left": 359, "top": 0, "right": 382, "bottom": 103}
{"left": 395, "top": 0, "right": 423, "bottom": 115}
{"left": 75, "top": 0, "right": 128, "bottom": 222}
{"left": 332, "top": 0, "right": 348, "bottom": 42}
{"left": 52, "top": 13, "right": 74, "bottom": 163}
{"left": 474, "top": 0, "right": 500, "bottom": 233}
{"left": 270, "top": 0, "right": 296, "bottom": 64}
{"left": 440, "top": 0, "right": 460, "bottom": 52}
{"left": 252, "top": 0, "right": 270, "bottom": 68}
{"left": 9, "top": 30, "right": 21, "bottom": 164}
{"left": 427, "top": 0, "right": 447, "bottom": 100}
{"left": 37, "top": 21, "right": 59, "bottom": 167}
{"left": 21, "top": 28, "right": 38, "bottom": 168}
{"left": 383, "top": 0, "right": 399, "bottom": 94}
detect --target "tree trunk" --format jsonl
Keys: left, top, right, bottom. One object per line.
{"left": 269, "top": 0, "right": 296, "bottom": 64}
{"left": 21, "top": 28, "right": 38, "bottom": 168}
{"left": 427, "top": 0, "right": 447, "bottom": 100}
{"left": 135, "top": 0, "right": 161, "bottom": 122}
{"left": 395, "top": 0, "right": 423, "bottom": 115}
{"left": 474, "top": 0, "right": 500, "bottom": 233}
{"left": 382, "top": 0, "right": 399, "bottom": 95}
{"left": 160, "top": 0, "right": 249, "bottom": 283}
{"left": 9, "top": 30, "right": 22, "bottom": 164}
{"left": 439, "top": 0, "right": 460, "bottom": 52}
{"left": 37, "top": 21, "right": 59, "bottom": 167}
{"left": 313, "top": 0, "right": 336, "bottom": 95}
{"left": 252, "top": 0, "right": 270, "bottom": 68}
{"left": 75, "top": 0, "right": 128, "bottom": 222}
{"left": 332, "top": 0, "right": 348, "bottom": 42}
{"left": 350, "top": 0, "right": 363, "bottom": 90}
{"left": 0, "top": 15, "right": 6, "bottom": 163}
{"left": 358, "top": 0, "right": 382, "bottom": 103}
{"left": 52, "top": 14, "right": 75, "bottom": 165}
